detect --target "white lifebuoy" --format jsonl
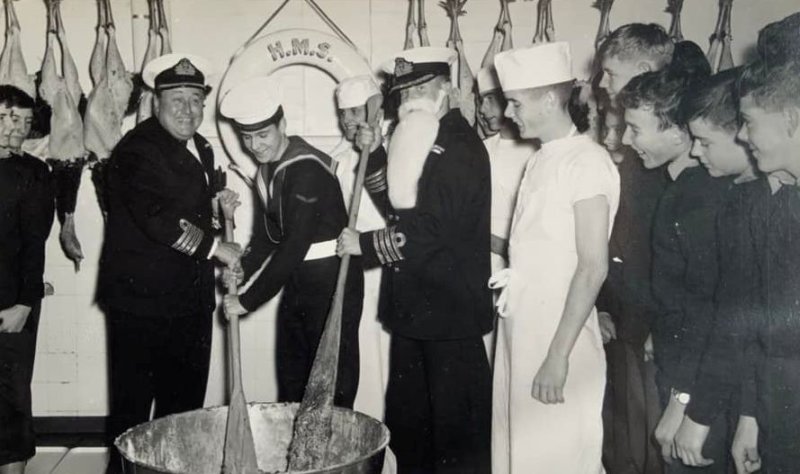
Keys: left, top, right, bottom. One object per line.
{"left": 216, "top": 28, "right": 376, "bottom": 177}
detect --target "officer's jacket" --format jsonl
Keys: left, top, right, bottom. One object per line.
{"left": 0, "top": 153, "right": 54, "bottom": 309}
{"left": 238, "top": 136, "right": 348, "bottom": 311}
{"left": 98, "top": 118, "right": 218, "bottom": 316}
{"left": 360, "top": 109, "right": 493, "bottom": 340}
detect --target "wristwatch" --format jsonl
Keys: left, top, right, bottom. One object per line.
{"left": 671, "top": 388, "right": 691, "bottom": 405}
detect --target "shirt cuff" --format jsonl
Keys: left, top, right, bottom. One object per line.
{"left": 207, "top": 239, "right": 219, "bottom": 260}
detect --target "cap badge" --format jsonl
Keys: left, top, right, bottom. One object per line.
{"left": 394, "top": 58, "right": 414, "bottom": 78}
{"left": 174, "top": 58, "right": 197, "bottom": 76}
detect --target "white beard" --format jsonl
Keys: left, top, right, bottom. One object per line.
{"left": 387, "top": 106, "right": 440, "bottom": 210}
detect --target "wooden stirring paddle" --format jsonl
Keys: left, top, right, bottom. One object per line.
{"left": 222, "top": 211, "right": 260, "bottom": 474}
{"left": 287, "top": 92, "right": 383, "bottom": 471}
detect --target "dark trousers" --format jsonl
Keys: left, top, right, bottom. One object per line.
{"left": 385, "top": 334, "right": 492, "bottom": 474}
{"left": 756, "top": 356, "right": 800, "bottom": 474}
{"left": 105, "top": 309, "right": 211, "bottom": 474}
{"left": 0, "top": 304, "right": 40, "bottom": 465}
{"left": 655, "top": 375, "right": 733, "bottom": 474}
{"left": 276, "top": 257, "right": 363, "bottom": 408}
{"left": 603, "top": 339, "right": 663, "bottom": 474}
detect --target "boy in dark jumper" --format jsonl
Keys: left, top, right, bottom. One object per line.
{"left": 671, "top": 69, "right": 771, "bottom": 471}
{"left": 618, "top": 65, "right": 733, "bottom": 473}
{"left": 734, "top": 58, "right": 800, "bottom": 474}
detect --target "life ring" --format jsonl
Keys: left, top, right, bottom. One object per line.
{"left": 215, "top": 28, "right": 375, "bottom": 177}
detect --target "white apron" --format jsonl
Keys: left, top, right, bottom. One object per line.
{"left": 484, "top": 133, "right": 535, "bottom": 474}
{"left": 492, "top": 130, "right": 619, "bottom": 474}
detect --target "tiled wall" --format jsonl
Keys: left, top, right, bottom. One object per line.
{"left": 16, "top": 0, "right": 800, "bottom": 416}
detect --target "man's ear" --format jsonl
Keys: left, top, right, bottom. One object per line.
{"left": 279, "top": 116, "right": 287, "bottom": 134}
{"left": 636, "top": 60, "right": 653, "bottom": 74}
{"left": 152, "top": 94, "right": 160, "bottom": 115}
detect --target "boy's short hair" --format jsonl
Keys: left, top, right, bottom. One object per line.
{"left": 678, "top": 68, "right": 740, "bottom": 132}
{"left": 757, "top": 12, "right": 800, "bottom": 65}
{"left": 618, "top": 50, "right": 711, "bottom": 131}
{"left": 599, "top": 23, "right": 674, "bottom": 68}
{"left": 671, "top": 41, "right": 712, "bottom": 80}
{"left": 0, "top": 85, "right": 35, "bottom": 110}
{"left": 618, "top": 70, "right": 693, "bottom": 131}
{"left": 737, "top": 60, "right": 800, "bottom": 112}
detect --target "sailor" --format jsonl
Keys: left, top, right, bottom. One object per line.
{"left": 329, "top": 75, "right": 390, "bottom": 419}
{"left": 337, "top": 46, "right": 493, "bottom": 473}
{"left": 98, "top": 53, "right": 241, "bottom": 474}
{"left": 220, "top": 76, "right": 364, "bottom": 409}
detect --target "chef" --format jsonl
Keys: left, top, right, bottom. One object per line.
{"left": 329, "top": 75, "right": 390, "bottom": 419}
{"left": 476, "top": 65, "right": 534, "bottom": 474}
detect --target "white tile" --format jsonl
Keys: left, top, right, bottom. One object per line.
{"left": 45, "top": 383, "right": 80, "bottom": 415}
{"left": 31, "top": 382, "right": 49, "bottom": 414}
{"left": 27, "top": 447, "right": 69, "bottom": 474}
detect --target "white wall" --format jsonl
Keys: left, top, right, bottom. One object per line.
{"left": 20, "top": 0, "right": 800, "bottom": 416}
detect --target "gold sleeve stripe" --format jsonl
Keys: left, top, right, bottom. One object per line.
{"left": 172, "top": 219, "right": 205, "bottom": 256}
{"left": 431, "top": 145, "right": 445, "bottom": 155}
{"left": 373, "top": 226, "right": 405, "bottom": 264}
{"left": 372, "top": 231, "right": 387, "bottom": 265}
{"left": 365, "top": 167, "right": 388, "bottom": 193}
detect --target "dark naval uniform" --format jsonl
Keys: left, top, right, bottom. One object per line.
{"left": 238, "top": 135, "right": 363, "bottom": 408}
{"left": 98, "top": 117, "right": 218, "bottom": 451}
{"left": 0, "top": 153, "right": 54, "bottom": 466}
{"left": 360, "top": 109, "right": 493, "bottom": 473}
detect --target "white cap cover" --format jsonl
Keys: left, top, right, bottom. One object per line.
{"left": 219, "top": 76, "right": 283, "bottom": 127}
{"left": 476, "top": 66, "right": 501, "bottom": 94}
{"left": 336, "top": 75, "right": 381, "bottom": 109}
{"left": 494, "top": 42, "right": 574, "bottom": 92}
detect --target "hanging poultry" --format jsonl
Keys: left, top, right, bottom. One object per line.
{"left": 666, "top": 0, "right": 684, "bottom": 42}
{"left": 441, "top": 0, "right": 475, "bottom": 126}
{"left": 0, "top": 0, "right": 35, "bottom": 99}
{"left": 39, "top": 0, "right": 88, "bottom": 271}
{"left": 404, "top": 0, "right": 430, "bottom": 50}
{"left": 593, "top": 0, "right": 615, "bottom": 50}
{"left": 84, "top": 0, "right": 133, "bottom": 162}
{"left": 707, "top": 0, "right": 735, "bottom": 73}
{"left": 481, "top": 0, "right": 513, "bottom": 69}
{"left": 137, "top": 0, "right": 171, "bottom": 123}
{"left": 533, "top": 0, "right": 554, "bottom": 44}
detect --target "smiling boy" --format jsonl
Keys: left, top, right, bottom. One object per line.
{"left": 618, "top": 66, "right": 734, "bottom": 473}
{"left": 733, "top": 58, "right": 800, "bottom": 474}
{"left": 669, "top": 69, "right": 771, "bottom": 472}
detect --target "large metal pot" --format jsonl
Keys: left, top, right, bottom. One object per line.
{"left": 115, "top": 402, "right": 389, "bottom": 474}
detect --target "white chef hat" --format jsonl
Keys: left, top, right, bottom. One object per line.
{"left": 219, "top": 76, "right": 284, "bottom": 131}
{"left": 380, "top": 47, "right": 457, "bottom": 93}
{"left": 143, "top": 53, "right": 214, "bottom": 91}
{"left": 476, "top": 66, "right": 501, "bottom": 95}
{"left": 494, "top": 42, "right": 574, "bottom": 92}
{"left": 335, "top": 75, "right": 381, "bottom": 109}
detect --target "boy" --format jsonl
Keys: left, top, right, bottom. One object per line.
{"left": 734, "top": 58, "right": 800, "bottom": 474}
{"left": 618, "top": 66, "right": 732, "bottom": 473}
{"left": 671, "top": 69, "right": 769, "bottom": 472}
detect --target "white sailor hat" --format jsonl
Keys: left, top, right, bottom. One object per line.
{"left": 476, "top": 66, "right": 501, "bottom": 95}
{"left": 143, "top": 53, "right": 214, "bottom": 91}
{"left": 380, "top": 47, "right": 457, "bottom": 93}
{"left": 335, "top": 75, "right": 381, "bottom": 109}
{"left": 219, "top": 76, "right": 284, "bottom": 131}
{"left": 494, "top": 42, "right": 574, "bottom": 92}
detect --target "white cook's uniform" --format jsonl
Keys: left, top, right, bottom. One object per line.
{"left": 491, "top": 129, "right": 619, "bottom": 473}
